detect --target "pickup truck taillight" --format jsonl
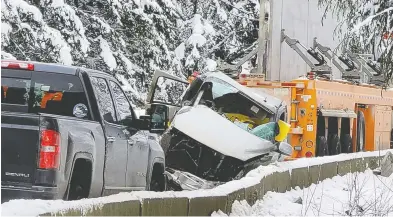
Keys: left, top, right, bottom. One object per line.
{"left": 38, "top": 130, "right": 60, "bottom": 169}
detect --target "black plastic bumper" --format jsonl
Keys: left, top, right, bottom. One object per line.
{"left": 1, "top": 184, "right": 59, "bottom": 203}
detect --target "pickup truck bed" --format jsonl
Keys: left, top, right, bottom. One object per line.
{"left": 1, "top": 112, "right": 105, "bottom": 203}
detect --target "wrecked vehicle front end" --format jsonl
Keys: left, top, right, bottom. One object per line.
{"left": 145, "top": 70, "right": 291, "bottom": 191}
{"left": 160, "top": 104, "right": 288, "bottom": 191}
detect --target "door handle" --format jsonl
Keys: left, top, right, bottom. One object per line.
{"left": 107, "top": 137, "right": 116, "bottom": 142}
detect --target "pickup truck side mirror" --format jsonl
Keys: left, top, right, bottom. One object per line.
{"left": 119, "top": 114, "right": 150, "bottom": 131}
{"left": 149, "top": 104, "right": 169, "bottom": 134}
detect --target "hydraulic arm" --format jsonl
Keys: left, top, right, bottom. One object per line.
{"left": 281, "top": 29, "right": 332, "bottom": 77}
{"left": 312, "top": 38, "right": 362, "bottom": 82}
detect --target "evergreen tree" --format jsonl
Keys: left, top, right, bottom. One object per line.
{"left": 1, "top": 0, "right": 181, "bottom": 107}
{"left": 1, "top": 0, "right": 263, "bottom": 107}
{"left": 172, "top": 0, "right": 260, "bottom": 77}
{"left": 318, "top": 0, "right": 393, "bottom": 85}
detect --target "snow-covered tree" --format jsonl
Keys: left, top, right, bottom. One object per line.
{"left": 1, "top": 0, "right": 182, "bottom": 107}
{"left": 172, "top": 0, "right": 260, "bottom": 77}
{"left": 1, "top": 0, "right": 263, "bottom": 107}
{"left": 318, "top": 0, "right": 393, "bottom": 85}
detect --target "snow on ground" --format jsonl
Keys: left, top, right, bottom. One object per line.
{"left": 213, "top": 169, "right": 393, "bottom": 216}
{"left": 2, "top": 149, "right": 392, "bottom": 216}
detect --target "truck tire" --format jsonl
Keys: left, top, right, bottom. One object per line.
{"left": 316, "top": 136, "right": 328, "bottom": 157}
{"left": 65, "top": 159, "right": 92, "bottom": 200}
{"left": 149, "top": 164, "right": 166, "bottom": 192}
{"left": 357, "top": 111, "right": 366, "bottom": 152}
{"left": 341, "top": 134, "right": 353, "bottom": 153}
{"left": 328, "top": 134, "right": 341, "bottom": 155}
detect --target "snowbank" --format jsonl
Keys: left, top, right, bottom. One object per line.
{"left": 1, "top": 149, "right": 391, "bottom": 216}
{"left": 214, "top": 169, "right": 393, "bottom": 216}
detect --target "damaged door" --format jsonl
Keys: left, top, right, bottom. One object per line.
{"left": 146, "top": 70, "right": 189, "bottom": 124}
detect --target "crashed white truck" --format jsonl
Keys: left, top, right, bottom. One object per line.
{"left": 143, "top": 70, "right": 293, "bottom": 190}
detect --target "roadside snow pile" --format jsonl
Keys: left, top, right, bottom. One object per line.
{"left": 2, "top": 149, "right": 392, "bottom": 216}
{"left": 213, "top": 169, "right": 393, "bottom": 216}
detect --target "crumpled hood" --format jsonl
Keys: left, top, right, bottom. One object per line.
{"left": 170, "top": 105, "right": 276, "bottom": 161}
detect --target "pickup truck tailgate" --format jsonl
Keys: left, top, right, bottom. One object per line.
{"left": 1, "top": 113, "right": 40, "bottom": 183}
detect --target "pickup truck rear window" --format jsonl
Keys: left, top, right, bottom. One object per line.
{"left": 1, "top": 77, "right": 31, "bottom": 105}
{"left": 2, "top": 70, "right": 91, "bottom": 120}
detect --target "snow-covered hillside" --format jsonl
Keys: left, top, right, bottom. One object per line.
{"left": 1, "top": 0, "right": 260, "bottom": 108}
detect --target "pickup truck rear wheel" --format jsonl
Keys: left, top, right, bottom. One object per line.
{"left": 149, "top": 164, "right": 166, "bottom": 192}
{"left": 66, "top": 159, "right": 92, "bottom": 200}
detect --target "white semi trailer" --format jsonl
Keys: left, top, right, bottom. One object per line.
{"left": 265, "top": 0, "right": 343, "bottom": 81}
{"left": 218, "top": 0, "right": 383, "bottom": 85}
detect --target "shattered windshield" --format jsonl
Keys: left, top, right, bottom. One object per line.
{"left": 197, "top": 78, "right": 277, "bottom": 141}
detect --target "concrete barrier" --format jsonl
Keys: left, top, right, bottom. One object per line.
{"left": 337, "top": 160, "right": 352, "bottom": 176}
{"left": 290, "top": 167, "right": 310, "bottom": 189}
{"left": 244, "top": 181, "right": 263, "bottom": 205}
{"left": 308, "top": 165, "right": 321, "bottom": 184}
{"left": 41, "top": 150, "right": 391, "bottom": 216}
{"left": 141, "top": 197, "right": 188, "bottom": 216}
{"left": 225, "top": 188, "right": 245, "bottom": 214}
{"left": 188, "top": 196, "right": 227, "bottom": 216}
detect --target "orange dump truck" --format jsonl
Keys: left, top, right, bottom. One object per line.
{"left": 233, "top": 73, "right": 393, "bottom": 159}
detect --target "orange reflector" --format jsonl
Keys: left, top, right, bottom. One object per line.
{"left": 240, "top": 74, "right": 247, "bottom": 78}
{"left": 256, "top": 82, "right": 271, "bottom": 86}
{"left": 281, "top": 82, "right": 297, "bottom": 86}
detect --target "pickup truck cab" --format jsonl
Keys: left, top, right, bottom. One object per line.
{"left": 1, "top": 60, "right": 166, "bottom": 203}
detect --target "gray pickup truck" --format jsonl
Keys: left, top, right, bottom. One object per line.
{"left": 1, "top": 60, "right": 166, "bottom": 203}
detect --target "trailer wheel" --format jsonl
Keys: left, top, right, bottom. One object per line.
{"left": 328, "top": 134, "right": 341, "bottom": 155}
{"left": 341, "top": 134, "right": 353, "bottom": 153}
{"left": 357, "top": 111, "right": 366, "bottom": 152}
{"left": 316, "top": 136, "right": 328, "bottom": 157}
